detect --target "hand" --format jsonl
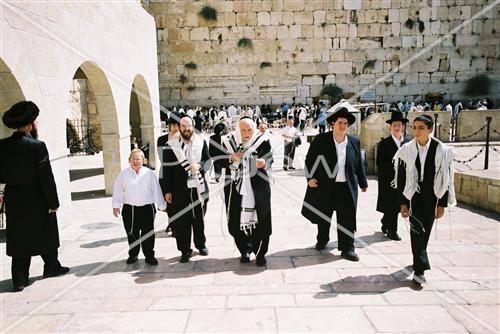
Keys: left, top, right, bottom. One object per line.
{"left": 113, "top": 208, "right": 120, "bottom": 217}
{"left": 48, "top": 208, "right": 58, "bottom": 213}
{"left": 0, "top": 195, "right": 3, "bottom": 203}
{"left": 400, "top": 204, "right": 409, "bottom": 218}
{"left": 256, "top": 158, "right": 266, "bottom": 169}
{"left": 308, "top": 179, "right": 318, "bottom": 188}
{"left": 361, "top": 187, "right": 367, "bottom": 192}
{"left": 165, "top": 193, "right": 173, "bottom": 204}
{"left": 435, "top": 206, "right": 445, "bottom": 219}
{"left": 188, "top": 163, "right": 201, "bottom": 172}
{"left": 230, "top": 152, "right": 242, "bottom": 163}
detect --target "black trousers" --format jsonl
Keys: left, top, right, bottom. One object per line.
{"left": 409, "top": 196, "right": 435, "bottom": 273}
{"left": 233, "top": 231, "right": 270, "bottom": 260}
{"left": 300, "top": 120, "right": 306, "bottom": 131}
{"left": 316, "top": 183, "right": 356, "bottom": 252}
{"left": 12, "top": 251, "right": 61, "bottom": 284}
{"left": 122, "top": 204, "right": 156, "bottom": 258}
{"left": 283, "top": 142, "right": 296, "bottom": 167}
{"left": 381, "top": 210, "right": 399, "bottom": 233}
{"left": 319, "top": 125, "right": 326, "bottom": 134}
{"left": 174, "top": 189, "right": 207, "bottom": 253}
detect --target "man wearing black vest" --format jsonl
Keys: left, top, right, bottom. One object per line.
{"left": 376, "top": 111, "right": 409, "bottom": 241}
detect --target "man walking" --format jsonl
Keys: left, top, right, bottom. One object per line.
{"left": 301, "top": 107, "right": 368, "bottom": 261}
{"left": 0, "top": 101, "right": 69, "bottom": 292}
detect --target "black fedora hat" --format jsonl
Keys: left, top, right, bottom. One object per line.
{"left": 386, "top": 111, "right": 409, "bottom": 124}
{"left": 2, "top": 101, "right": 39, "bottom": 129}
{"left": 326, "top": 107, "right": 356, "bottom": 125}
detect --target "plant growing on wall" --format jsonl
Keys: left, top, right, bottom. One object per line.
{"left": 237, "top": 37, "right": 253, "bottom": 49}
{"left": 463, "top": 74, "right": 491, "bottom": 96}
{"left": 418, "top": 20, "right": 425, "bottom": 33}
{"left": 198, "top": 6, "right": 217, "bottom": 21}
{"left": 260, "top": 61, "right": 272, "bottom": 69}
{"left": 320, "top": 84, "right": 343, "bottom": 99}
{"left": 179, "top": 74, "right": 188, "bottom": 84}
{"left": 404, "top": 18, "right": 414, "bottom": 29}
{"left": 362, "top": 60, "right": 376, "bottom": 73}
{"left": 185, "top": 62, "right": 198, "bottom": 70}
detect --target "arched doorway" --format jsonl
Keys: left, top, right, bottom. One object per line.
{"left": 0, "top": 58, "right": 26, "bottom": 139}
{"left": 129, "top": 74, "right": 155, "bottom": 168}
{"left": 67, "top": 62, "right": 120, "bottom": 196}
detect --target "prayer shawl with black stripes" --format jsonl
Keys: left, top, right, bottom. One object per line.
{"left": 168, "top": 133, "right": 206, "bottom": 205}
{"left": 223, "top": 132, "right": 269, "bottom": 233}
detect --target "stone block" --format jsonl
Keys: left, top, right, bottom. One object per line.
{"left": 282, "top": 12, "right": 294, "bottom": 25}
{"left": 270, "top": 11, "right": 282, "bottom": 25}
{"left": 298, "top": 85, "right": 310, "bottom": 97}
{"left": 224, "top": 12, "right": 236, "bottom": 26}
{"left": 271, "top": 0, "right": 283, "bottom": 11}
{"left": 450, "top": 58, "right": 470, "bottom": 71}
{"left": 323, "top": 24, "right": 336, "bottom": 37}
{"left": 257, "top": 11, "right": 271, "bottom": 25}
{"left": 337, "top": 24, "right": 349, "bottom": 37}
{"left": 359, "top": 38, "right": 382, "bottom": 49}
{"left": 365, "top": 9, "right": 378, "bottom": 23}
{"left": 314, "top": 25, "right": 324, "bottom": 38}
{"left": 344, "top": 0, "right": 362, "bottom": 10}
{"left": 235, "top": 13, "right": 247, "bottom": 26}
{"left": 325, "top": 74, "right": 335, "bottom": 84}
{"left": 247, "top": 12, "right": 257, "bottom": 25}
{"left": 301, "top": 24, "right": 314, "bottom": 38}
{"left": 328, "top": 61, "right": 353, "bottom": 74}
{"left": 313, "top": 10, "right": 326, "bottom": 24}
{"left": 251, "top": 0, "right": 262, "bottom": 12}
{"left": 283, "top": 0, "right": 304, "bottom": 11}
{"left": 266, "top": 25, "right": 278, "bottom": 39}
{"left": 288, "top": 25, "right": 301, "bottom": 39}
{"left": 302, "top": 75, "right": 323, "bottom": 85}
{"left": 277, "top": 25, "right": 288, "bottom": 38}
{"left": 294, "top": 11, "right": 313, "bottom": 24}
{"left": 262, "top": 0, "right": 272, "bottom": 11}
{"left": 330, "top": 50, "right": 345, "bottom": 61}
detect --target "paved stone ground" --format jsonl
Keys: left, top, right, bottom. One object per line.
{"left": 1, "top": 131, "right": 499, "bottom": 333}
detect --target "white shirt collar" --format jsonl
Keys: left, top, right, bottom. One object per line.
{"left": 417, "top": 138, "right": 431, "bottom": 150}
{"left": 334, "top": 135, "right": 348, "bottom": 146}
{"left": 391, "top": 134, "right": 404, "bottom": 146}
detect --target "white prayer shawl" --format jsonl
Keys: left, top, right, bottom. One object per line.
{"left": 223, "top": 131, "right": 269, "bottom": 233}
{"left": 391, "top": 138, "right": 456, "bottom": 207}
{"left": 168, "top": 133, "right": 207, "bottom": 204}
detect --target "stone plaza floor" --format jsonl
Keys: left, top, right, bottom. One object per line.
{"left": 0, "top": 131, "right": 499, "bottom": 333}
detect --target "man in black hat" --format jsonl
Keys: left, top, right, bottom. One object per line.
{"left": 376, "top": 111, "right": 410, "bottom": 241}
{"left": 209, "top": 121, "right": 229, "bottom": 183}
{"left": 158, "top": 112, "right": 181, "bottom": 234}
{"left": 0, "top": 101, "right": 69, "bottom": 292}
{"left": 301, "top": 107, "right": 368, "bottom": 261}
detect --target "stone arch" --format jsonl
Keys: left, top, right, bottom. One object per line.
{"left": 0, "top": 58, "right": 26, "bottom": 139}
{"left": 129, "top": 74, "right": 155, "bottom": 168}
{"left": 71, "top": 61, "right": 121, "bottom": 195}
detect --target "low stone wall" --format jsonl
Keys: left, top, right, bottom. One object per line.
{"left": 454, "top": 172, "right": 500, "bottom": 214}
{"left": 455, "top": 109, "right": 500, "bottom": 142}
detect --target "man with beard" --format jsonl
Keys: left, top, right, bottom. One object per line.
{"left": 376, "top": 111, "right": 409, "bottom": 241}
{"left": 0, "top": 101, "right": 69, "bottom": 292}
{"left": 301, "top": 107, "right": 368, "bottom": 261}
{"left": 222, "top": 117, "right": 273, "bottom": 266}
{"left": 161, "top": 115, "right": 210, "bottom": 263}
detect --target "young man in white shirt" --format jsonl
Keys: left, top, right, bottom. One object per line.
{"left": 302, "top": 108, "right": 368, "bottom": 261}
{"left": 281, "top": 118, "right": 298, "bottom": 170}
{"left": 112, "top": 149, "right": 166, "bottom": 265}
{"left": 376, "top": 111, "right": 410, "bottom": 241}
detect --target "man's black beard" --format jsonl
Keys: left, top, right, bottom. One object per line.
{"left": 180, "top": 130, "right": 192, "bottom": 141}
{"left": 29, "top": 124, "right": 38, "bottom": 139}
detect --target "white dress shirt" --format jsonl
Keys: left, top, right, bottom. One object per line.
{"left": 112, "top": 166, "right": 166, "bottom": 210}
{"left": 282, "top": 126, "right": 297, "bottom": 143}
{"left": 334, "top": 135, "right": 348, "bottom": 182}
{"left": 417, "top": 138, "right": 431, "bottom": 181}
{"left": 391, "top": 134, "right": 404, "bottom": 148}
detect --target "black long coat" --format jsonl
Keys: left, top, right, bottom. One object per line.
{"left": 0, "top": 132, "right": 60, "bottom": 257}
{"left": 160, "top": 137, "right": 211, "bottom": 226}
{"left": 222, "top": 138, "right": 273, "bottom": 239}
{"left": 376, "top": 135, "right": 409, "bottom": 213}
{"left": 301, "top": 132, "right": 368, "bottom": 226}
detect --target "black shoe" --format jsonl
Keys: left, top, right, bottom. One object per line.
{"left": 289, "top": 167, "right": 296, "bottom": 170}
{"left": 180, "top": 252, "right": 191, "bottom": 263}
{"left": 413, "top": 272, "right": 426, "bottom": 284}
{"left": 315, "top": 241, "right": 328, "bottom": 250}
{"left": 283, "top": 167, "right": 288, "bottom": 171}
{"left": 126, "top": 256, "right": 138, "bottom": 264}
{"left": 145, "top": 257, "right": 158, "bottom": 265}
{"left": 341, "top": 250, "right": 360, "bottom": 262}
{"left": 240, "top": 253, "right": 250, "bottom": 263}
{"left": 43, "top": 266, "right": 70, "bottom": 278}
{"left": 256, "top": 257, "right": 267, "bottom": 266}
{"left": 381, "top": 226, "right": 388, "bottom": 235}
{"left": 13, "top": 283, "right": 25, "bottom": 292}
{"left": 198, "top": 247, "right": 209, "bottom": 256}
{"left": 386, "top": 231, "right": 402, "bottom": 241}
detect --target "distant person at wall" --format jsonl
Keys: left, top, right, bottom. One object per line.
{"left": 0, "top": 101, "right": 69, "bottom": 292}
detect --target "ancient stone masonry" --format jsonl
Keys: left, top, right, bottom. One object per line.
{"left": 142, "top": 0, "right": 499, "bottom": 107}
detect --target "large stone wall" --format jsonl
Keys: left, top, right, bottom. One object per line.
{"left": 143, "top": 0, "right": 500, "bottom": 107}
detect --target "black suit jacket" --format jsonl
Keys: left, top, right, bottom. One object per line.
{"left": 376, "top": 135, "right": 409, "bottom": 213}
{"left": 0, "top": 132, "right": 60, "bottom": 256}
{"left": 301, "top": 132, "right": 368, "bottom": 224}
